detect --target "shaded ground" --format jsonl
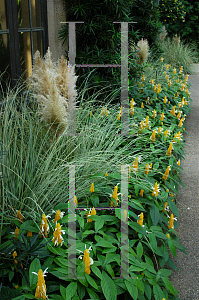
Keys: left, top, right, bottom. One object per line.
{"left": 169, "top": 64, "right": 199, "bottom": 300}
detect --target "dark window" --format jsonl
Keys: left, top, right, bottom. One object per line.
{"left": 0, "top": 0, "right": 48, "bottom": 88}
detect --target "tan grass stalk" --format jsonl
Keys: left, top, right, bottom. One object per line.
{"left": 29, "top": 48, "right": 78, "bottom": 141}
{"left": 158, "top": 25, "right": 167, "bottom": 42}
{"left": 173, "top": 34, "right": 180, "bottom": 46}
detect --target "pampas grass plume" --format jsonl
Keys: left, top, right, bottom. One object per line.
{"left": 29, "top": 48, "right": 78, "bottom": 140}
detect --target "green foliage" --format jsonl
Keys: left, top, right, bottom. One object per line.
{"left": 160, "top": 0, "right": 199, "bottom": 46}
{"left": 158, "top": 0, "right": 186, "bottom": 26}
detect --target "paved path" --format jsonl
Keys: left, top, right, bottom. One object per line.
{"left": 169, "top": 64, "right": 199, "bottom": 300}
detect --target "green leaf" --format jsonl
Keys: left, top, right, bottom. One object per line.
{"left": 20, "top": 220, "right": 39, "bottom": 233}
{"left": 86, "top": 288, "right": 100, "bottom": 299}
{"left": 108, "top": 173, "right": 121, "bottom": 180}
{"left": 101, "top": 215, "right": 118, "bottom": 222}
{"left": 77, "top": 215, "right": 84, "bottom": 229}
{"left": 29, "top": 258, "right": 41, "bottom": 287}
{"left": 85, "top": 273, "right": 99, "bottom": 290}
{"left": 60, "top": 285, "right": 66, "bottom": 298}
{"left": 9, "top": 271, "right": 14, "bottom": 282}
{"left": 125, "top": 280, "right": 138, "bottom": 299}
{"left": 168, "top": 240, "right": 176, "bottom": 257}
{"left": 153, "top": 162, "right": 159, "bottom": 170}
{"left": 153, "top": 284, "right": 165, "bottom": 300}
{"left": 101, "top": 270, "right": 117, "bottom": 300}
{"left": 65, "top": 282, "right": 78, "bottom": 300}
{"left": 95, "top": 236, "right": 114, "bottom": 248}
{"left": 77, "top": 282, "right": 86, "bottom": 300}
{"left": 82, "top": 230, "right": 95, "bottom": 238}
{"left": 105, "top": 264, "right": 115, "bottom": 277}
{"left": 90, "top": 195, "right": 99, "bottom": 207}
{"left": 157, "top": 268, "right": 172, "bottom": 277}
{"left": 167, "top": 198, "right": 179, "bottom": 217}
{"left": 95, "top": 217, "right": 104, "bottom": 232}
{"left": 162, "top": 277, "right": 177, "bottom": 296}
{"left": 169, "top": 157, "right": 174, "bottom": 166}
{"left": 150, "top": 206, "right": 160, "bottom": 226}
{"left": 129, "top": 222, "right": 146, "bottom": 235}
{"left": 143, "top": 281, "right": 151, "bottom": 300}
{"left": 90, "top": 265, "right": 102, "bottom": 279}
{"left": 136, "top": 242, "right": 143, "bottom": 258}
{"left": 134, "top": 185, "right": 139, "bottom": 197}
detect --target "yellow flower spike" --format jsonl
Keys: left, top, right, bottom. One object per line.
{"left": 89, "top": 112, "right": 92, "bottom": 117}
{"left": 160, "top": 113, "right": 164, "bottom": 121}
{"left": 74, "top": 195, "right": 78, "bottom": 205}
{"left": 27, "top": 231, "right": 32, "bottom": 237}
{"left": 105, "top": 172, "right": 108, "bottom": 176}
{"left": 177, "top": 160, "right": 180, "bottom": 168}
{"left": 158, "top": 127, "right": 162, "bottom": 134}
{"left": 150, "top": 129, "right": 156, "bottom": 142}
{"left": 144, "top": 116, "right": 149, "bottom": 128}
{"left": 157, "top": 83, "right": 161, "bottom": 94}
{"left": 87, "top": 207, "right": 96, "bottom": 222}
{"left": 152, "top": 109, "right": 156, "bottom": 118}
{"left": 101, "top": 105, "right": 105, "bottom": 115}
{"left": 166, "top": 142, "right": 173, "bottom": 156}
{"left": 152, "top": 182, "right": 160, "bottom": 197}
{"left": 89, "top": 183, "right": 95, "bottom": 193}
{"left": 105, "top": 108, "right": 108, "bottom": 116}
{"left": 124, "top": 210, "right": 128, "bottom": 222}
{"left": 34, "top": 269, "right": 48, "bottom": 299}
{"left": 39, "top": 214, "right": 49, "bottom": 238}
{"left": 83, "top": 249, "right": 91, "bottom": 275}
{"left": 52, "top": 222, "right": 64, "bottom": 246}
{"left": 137, "top": 213, "right": 144, "bottom": 227}
{"left": 177, "top": 78, "right": 179, "bottom": 83}
{"left": 178, "top": 119, "right": 183, "bottom": 127}
{"left": 139, "top": 82, "right": 142, "bottom": 87}
{"left": 168, "top": 79, "right": 172, "bottom": 87}
{"left": 166, "top": 234, "right": 170, "bottom": 239}
{"left": 162, "top": 166, "right": 171, "bottom": 180}
{"left": 54, "top": 210, "right": 61, "bottom": 223}
{"left": 153, "top": 85, "right": 156, "bottom": 92}
{"left": 117, "top": 113, "right": 120, "bottom": 120}
{"left": 132, "top": 157, "right": 139, "bottom": 172}
{"left": 14, "top": 228, "right": 19, "bottom": 240}
{"left": 144, "top": 164, "right": 150, "bottom": 175}
{"left": 160, "top": 57, "right": 164, "bottom": 62}
{"left": 139, "top": 120, "right": 144, "bottom": 133}
{"left": 141, "top": 102, "right": 144, "bottom": 108}
{"left": 173, "top": 67, "right": 176, "bottom": 74}
{"left": 163, "top": 202, "right": 168, "bottom": 212}
{"left": 17, "top": 210, "right": 23, "bottom": 223}
{"left": 170, "top": 106, "right": 176, "bottom": 116}
{"left": 15, "top": 285, "right": 19, "bottom": 289}
{"left": 110, "top": 186, "right": 119, "bottom": 207}
{"left": 139, "top": 189, "right": 144, "bottom": 197}
{"left": 142, "top": 75, "right": 145, "bottom": 82}
{"left": 168, "top": 214, "right": 174, "bottom": 229}
{"left": 163, "top": 96, "right": 167, "bottom": 104}
{"left": 13, "top": 251, "right": 18, "bottom": 265}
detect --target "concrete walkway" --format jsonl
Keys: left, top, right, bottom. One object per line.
{"left": 169, "top": 64, "right": 199, "bottom": 299}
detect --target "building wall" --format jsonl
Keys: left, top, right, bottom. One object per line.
{"left": 47, "top": 0, "right": 69, "bottom": 61}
